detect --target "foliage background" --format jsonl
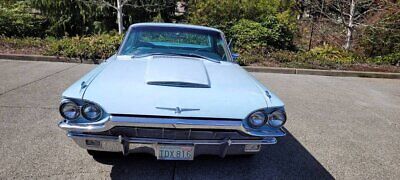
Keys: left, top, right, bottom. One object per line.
{"left": 0, "top": 0, "right": 399, "bottom": 71}
{"left": 0, "top": 1, "right": 47, "bottom": 37}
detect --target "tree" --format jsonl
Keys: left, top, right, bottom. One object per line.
{"left": 0, "top": 1, "right": 47, "bottom": 37}
{"left": 30, "top": 0, "right": 178, "bottom": 36}
{"left": 30, "top": 0, "right": 107, "bottom": 36}
{"left": 188, "top": 0, "right": 297, "bottom": 38}
{"left": 311, "top": 0, "right": 392, "bottom": 50}
{"left": 361, "top": 9, "right": 400, "bottom": 57}
{"left": 80, "top": 0, "right": 176, "bottom": 34}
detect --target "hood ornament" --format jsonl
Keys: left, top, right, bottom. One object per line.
{"left": 156, "top": 107, "right": 200, "bottom": 114}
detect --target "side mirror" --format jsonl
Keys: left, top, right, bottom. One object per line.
{"left": 232, "top": 53, "right": 240, "bottom": 60}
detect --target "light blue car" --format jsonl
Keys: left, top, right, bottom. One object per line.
{"left": 58, "top": 23, "right": 287, "bottom": 160}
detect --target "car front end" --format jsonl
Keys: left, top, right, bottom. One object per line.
{"left": 57, "top": 23, "right": 287, "bottom": 160}
{"left": 58, "top": 98, "right": 286, "bottom": 160}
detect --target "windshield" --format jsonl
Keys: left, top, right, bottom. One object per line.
{"left": 119, "top": 26, "right": 229, "bottom": 61}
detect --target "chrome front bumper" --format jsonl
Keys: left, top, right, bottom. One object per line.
{"left": 59, "top": 115, "right": 285, "bottom": 157}
{"left": 68, "top": 132, "right": 278, "bottom": 157}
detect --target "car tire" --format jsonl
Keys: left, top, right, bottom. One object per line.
{"left": 87, "top": 150, "right": 113, "bottom": 157}
{"left": 87, "top": 150, "right": 100, "bottom": 156}
{"left": 240, "top": 153, "right": 257, "bottom": 158}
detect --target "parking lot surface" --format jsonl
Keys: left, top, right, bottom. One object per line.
{"left": 0, "top": 59, "right": 399, "bottom": 179}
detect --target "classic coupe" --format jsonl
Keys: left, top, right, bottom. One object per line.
{"left": 58, "top": 23, "right": 287, "bottom": 160}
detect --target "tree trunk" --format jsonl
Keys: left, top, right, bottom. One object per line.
{"left": 308, "top": 20, "right": 314, "bottom": 51}
{"left": 117, "top": 0, "right": 124, "bottom": 34}
{"left": 344, "top": 0, "right": 356, "bottom": 50}
{"left": 345, "top": 27, "right": 353, "bottom": 50}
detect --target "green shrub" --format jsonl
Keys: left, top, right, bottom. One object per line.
{"left": 235, "top": 49, "right": 266, "bottom": 65}
{"left": 0, "top": 37, "right": 47, "bottom": 48}
{"left": 0, "top": 36, "right": 50, "bottom": 54}
{"left": 0, "top": 2, "right": 47, "bottom": 37}
{"left": 45, "top": 34, "right": 123, "bottom": 62}
{"left": 369, "top": 52, "right": 400, "bottom": 66}
{"left": 361, "top": 13, "right": 400, "bottom": 57}
{"left": 188, "top": 0, "right": 297, "bottom": 36}
{"left": 304, "top": 45, "right": 359, "bottom": 65}
{"left": 269, "top": 50, "right": 302, "bottom": 63}
{"left": 231, "top": 18, "right": 294, "bottom": 50}
{"left": 230, "top": 18, "right": 294, "bottom": 65}
{"left": 266, "top": 45, "right": 365, "bottom": 69}
{"left": 1, "top": 34, "right": 122, "bottom": 61}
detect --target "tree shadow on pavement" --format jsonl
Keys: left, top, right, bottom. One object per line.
{"left": 93, "top": 128, "right": 334, "bottom": 180}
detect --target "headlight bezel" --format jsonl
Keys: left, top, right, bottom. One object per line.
{"left": 267, "top": 109, "right": 287, "bottom": 128}
{"left": 245, "top": 107, "right": 286, "bottom": 129}
{"left": 59, "top": 98, "right": 105, "bottom": 122}
{"left": 81, "top": 103, "right": 103, "bottom": 121}
{"left": 247, "top": 111, "right": 268, "bottom": 128}
{"left": 59, "top": 100, "right": 80, "bottom": 120}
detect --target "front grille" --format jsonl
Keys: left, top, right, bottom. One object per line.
{"left": 88, "top": 127, "right": 261, "bottom": 140}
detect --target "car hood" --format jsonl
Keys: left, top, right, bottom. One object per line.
{"left": 82, "top": 55, "right": 268, "bottom": 119}
{"left": 145, "top": 56, "right": 210, "bottom": 88}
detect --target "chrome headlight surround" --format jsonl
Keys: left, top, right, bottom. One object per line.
{"left": 59, "top": 98, "right": 106, "bottom": 122}
{"left": 267, "top": 109, "right": 286, "bottom": 128}
{"left": 245, "top": 107, "right": 287, "bottom": 130}
{"left": 246, "top": 110, "right": 268, "bottom": 128}
{"left": 59, "top": 100, "right": 80, "bottom": 120}
{"left": 81, "top": 103, "right": 103, "bottom": 121}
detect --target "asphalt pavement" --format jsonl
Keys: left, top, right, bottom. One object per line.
{"left": 0, "top": 59, "right": 399, "bottom": 179}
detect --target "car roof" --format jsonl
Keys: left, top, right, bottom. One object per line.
{"left": 129, "top": 23, "right": 223, "bottom": 34}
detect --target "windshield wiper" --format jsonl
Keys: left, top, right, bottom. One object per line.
{"left": 178, "top": 53, "right": 220, "bottom": 63}
{"left": 131, "top": 53, "right": 168, "bottom": 58}
{"left": 132, "top": 52, "right": 220, "bottom": 63}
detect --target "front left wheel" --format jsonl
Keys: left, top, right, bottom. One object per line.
{"left": 87, "top": 150, "right": 118, "bottom": 157}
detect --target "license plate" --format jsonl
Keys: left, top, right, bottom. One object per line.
{"left": 157, "top": 145, "right": 194, "bottom": 160}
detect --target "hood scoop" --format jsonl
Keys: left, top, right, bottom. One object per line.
{"left": 145, "top": 57, "right": 210, "bottom": 88}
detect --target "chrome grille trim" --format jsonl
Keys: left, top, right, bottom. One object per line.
{"left": 111, "top": 114, "right": 242, "bottom": 121}
{"left": 88, "top": 127, "right": 262, "bottom": 140}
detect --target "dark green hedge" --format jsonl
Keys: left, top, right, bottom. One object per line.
{"left": 45, "top": 34, "right": 123, "bottom": 62}
{"left": 230, "top": 18, "right": 294, "bottom": 65}
{"left": 0, "top": 2, "right": 47, "bottom": 37}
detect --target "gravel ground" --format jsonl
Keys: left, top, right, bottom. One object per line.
{"left": 0, "top": 59, "right": 399, "bottom": 179}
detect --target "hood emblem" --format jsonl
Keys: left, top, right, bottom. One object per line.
{"left": 156, "top": 107, "right": 200, "bottom": 114}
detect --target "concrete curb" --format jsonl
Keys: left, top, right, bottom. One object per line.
{"left": 1, "top": 53, "right": 399, "bottom": 79}
{"left": 244, "top": 66, "right": 400, "bottom": 79}
{"left": 0, "top": 54, "right": 95, "bottom": 64}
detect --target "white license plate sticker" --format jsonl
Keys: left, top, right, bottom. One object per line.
{"left": 157, "top": 145, "right": 194, "bottom": 160}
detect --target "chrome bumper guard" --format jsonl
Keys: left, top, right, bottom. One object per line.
{"left": 68, "top": 132, "right": 278, "bottom": 157}
{"left": 58, "top": 115, "right": 286, "bottom": 137}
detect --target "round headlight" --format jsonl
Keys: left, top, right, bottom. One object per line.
{"left": 268, "top": 110, "right": 286, "bottom": 128}
{"left": 247, "top": 111, "right": 267, "bottom": 128}
{"left": 81, "top": 103, "right": 102, "bottom": 121}
{"left": 60, "top": 101, "right": 80, "bottom": 120}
